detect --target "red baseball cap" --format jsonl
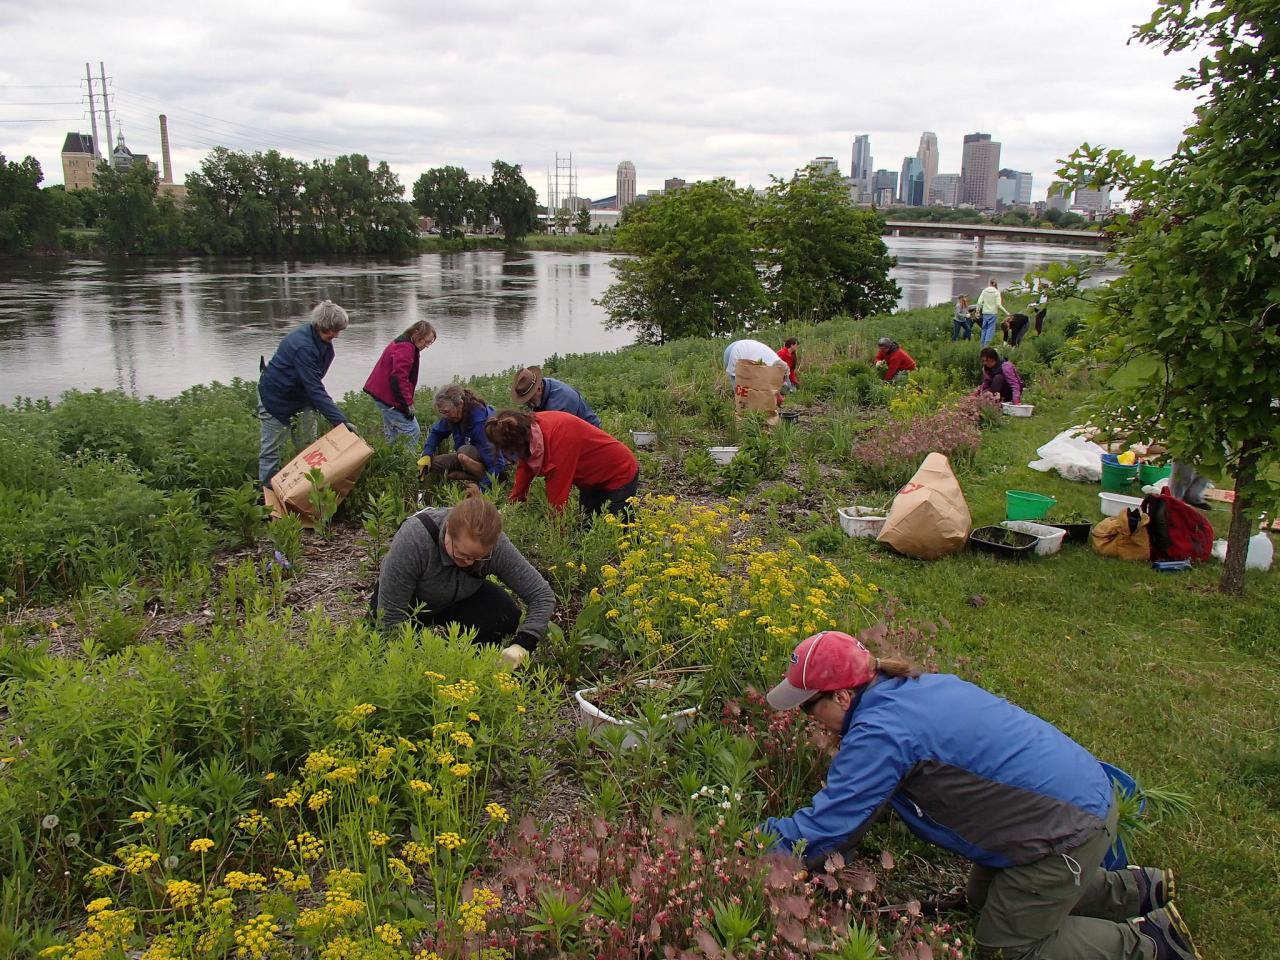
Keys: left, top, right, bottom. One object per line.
{"left": 766, "top": 631, "right": 878, "bottom": 710}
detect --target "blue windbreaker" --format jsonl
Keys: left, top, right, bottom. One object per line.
{"left": 533, "top": 377, "right": 601, "bottom": 428}
{"left": 258, "top": 324, "right": 348, "bottom": 427}
{"left": 421, "top": 403, "right": 506, "bottom": 490}
{"left": 761, "top": 673, "right": 1114, "bottom": 869}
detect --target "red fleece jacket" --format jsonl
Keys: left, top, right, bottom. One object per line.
{"left": 510, "top": 411, "right": 638, "bottom": 510}
{"left": 874, "top": 346, "right": 917, "bottom": 381}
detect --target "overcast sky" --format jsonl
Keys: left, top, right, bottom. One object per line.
{"left": 1, "top": 0, "right": 1199, "bottom": 205}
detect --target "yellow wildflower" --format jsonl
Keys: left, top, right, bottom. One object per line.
{"left": 233, "top": 912, "right": 280, "bottom": 959}
{"left": 286, "top": 832, "right": 324, "bottom": 861}
{"left": 408, "top": 779, "right": 433, "bottom": 794}
{"left": 225, "top": 871, "right": 268, "bottom": 892}
{"left": 189, "top": 837, "right": 214, "bottom": 853}
{"left": 450, "top": 730, "right": 475, "bottom": 748}
{"left": 307, "top": 789, "right": 332, "bottom": 811}
{"left": 86, "top": 897, "right": 113, "bottom": 913}
{"left": 485, "top": 801, "right": 510, "bottom": 823}
{"left": 450, "top": 763, "right": 472, "bottom": 778}
{"left": 434, "top": 832, "right": 466, "bottom": 850}
{"left": 368, "top": 830, "right": 390, "bottom": 847}
{"left": 375, "top": 922, "right": 403, "bottom": 945}
{"left": 166, "top": 879, "right": 200, "bottom": 909}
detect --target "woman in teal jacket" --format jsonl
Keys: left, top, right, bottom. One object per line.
{"left": 760, "top": 631, "right": 1197, "bottom": 960}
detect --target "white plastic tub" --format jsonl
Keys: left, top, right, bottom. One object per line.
{"left": 631, "top": 430, "right": 657, "bottom": 449}
{"left": 708, "top": 446, "right": 739, "bottom": 465}
{"left": 574, "top": 682, "right": 699, "bottom": 749}
{"left": 1099, "top": 492, "right": 1143, "bottom": 517}
{"left": 1000, "top": 520, "right": 1067, "bottom": 556}
{"left": 838, "top": 506, "right": 887, "bottom": 539}
{"left": 1002, "top": 403, "right": 1035, "bottom": 417}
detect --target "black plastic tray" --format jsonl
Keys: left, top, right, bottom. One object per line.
{"left": 970, "top": 525, "right": 1038, "bottom": 559}
{"left": 1044, "top": 521, "right": 1093, "bottom": 545}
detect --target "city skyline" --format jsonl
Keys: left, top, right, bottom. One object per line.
{"left": 2, "top": 1, "right": 1198, "bottom": 206}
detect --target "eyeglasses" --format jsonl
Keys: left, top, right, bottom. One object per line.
{"left": 444, "top": 526, "right": 491, "bottom": 565}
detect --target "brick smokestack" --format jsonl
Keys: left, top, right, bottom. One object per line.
{"left": 159, "top": 114, "right": 173, "bottom": 184}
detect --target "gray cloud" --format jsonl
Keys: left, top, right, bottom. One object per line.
{"left": 2, "top": 0, "right": 1198, "bottom": 203}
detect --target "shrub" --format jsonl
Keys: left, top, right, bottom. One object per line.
{"left": 850, "top": 395, "right": 997, "bottom": 490}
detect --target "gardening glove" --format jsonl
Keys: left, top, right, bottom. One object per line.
{"left": 417, "top": 455, "right": 432, "bottom": 482}
{"left": 499, "top": 643, "right": 530, "bottom": 670}
{"left": 344, "top": 421, "right": 360, "bottom": 436}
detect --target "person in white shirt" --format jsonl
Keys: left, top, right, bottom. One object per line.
{"left": 723, "top": 339, "right": 794, "bottom": 392}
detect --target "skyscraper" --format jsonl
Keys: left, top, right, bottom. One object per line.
{"left": 807, "top": 156, "right": 840, "bottom": 178}
{"left": 871, "top": 169, "right": 898, "bottom": 207}
{"left": 916, "top": 132, "right": 939, "bottom": 209}
{"left": 616, "top": 161, "right": 636, "bottom": 210}
{"left": 1073, "top": 185, "right": 1112, "bottom": 214}
{"left": 851, "top": 134, "right": 872, "bottom": 202}
{"left": 899, "top": 156, "right": 924, "bottom": 206}
{"left": 929, "top": 174, "right": 961, "bottom": 207}
{"left": 960, "top": 133, "right": 1001, "bottom": 210}
{"left": 996, "top": 169, "right": 1033, "bottom": 208}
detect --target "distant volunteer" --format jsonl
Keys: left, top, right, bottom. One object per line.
{"left": 776, "top": 337, "right": 800, "bottom": 387}
{"left": 373, "top": 493, "right": 552, "bottom": 669}
{"left": 363, "top": 319, "right": 437, "bottom": 445}
{"left": 873, "top": 337, "right": 917, "bottom": 383}
{"left": 511, "top": 365, "right": 602, "bottom": 427}
{"left": 420, "top": 384, "right": 506, "bottom": 492}
{"left": 256, "top": 300, "right": 357, "bottom": 487}
{"left": 974, "top": 278, "right": 1010, "bottom": 346}
{"left": 1003, "top": 312, "right": 1032, "bottom": 347}
{"left": 759, "top": 630, "right": 1197, "bottom": 960}
{"left": 723, "top": 338, "right": 794, "bottom": 392}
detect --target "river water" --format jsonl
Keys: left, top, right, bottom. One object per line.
{"left": 0, "top": 239, "right": 1117, "bottom": 405}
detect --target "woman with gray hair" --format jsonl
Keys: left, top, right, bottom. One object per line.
{"left": 419, "top": 384, "right": 507, "bottom": 494}
{"left": 873, "top": 337, "right": 917, "bottom": 384}
{"left": 256, "top": 300, "right": 357, "bottom": 487}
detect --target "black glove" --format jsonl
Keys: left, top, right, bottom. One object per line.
{"left": 344, "top": 421, "right": 360, "bottom": 436}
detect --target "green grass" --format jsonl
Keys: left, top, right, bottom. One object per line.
{"left": 821, "top": 385, "right": 1279, "bottom": 957}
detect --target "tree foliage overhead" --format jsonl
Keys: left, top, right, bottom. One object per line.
{"left": 485, "top": 160, "right": 539, "bottom": 244}
{"left": 411, "top": 165, "right": 483, "bottom": 239}
{"left": 599, "top": 180, "right": 766, "bottom": 344}
{"left": 757, "top": 172, "right": 899, "bottom": 322}
{"left": 1056, "top": 0, "right": 1280, "bottom": 594}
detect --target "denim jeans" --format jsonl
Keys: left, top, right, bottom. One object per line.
{"left": 258, "top": 402, "right": 319, "bottom": 486}
{"left": 980, "top": 313, "right": 998, "bottom": 345}
{"left": 952, "top": 317, "right": 973, "bottom": 341}
{"left": 373, "top": 398, "right": 421, "bottom": 447}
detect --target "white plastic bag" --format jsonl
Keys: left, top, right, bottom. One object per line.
{"left": 1028, "top": 428, "right": 1106, "bottom": 483}
{"left": 1211, "top": 533, "right": 1275, "bottom": 571}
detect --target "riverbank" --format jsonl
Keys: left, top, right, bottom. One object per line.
{"left": 1, "top": 299, "right": 1276, "bottom": 957}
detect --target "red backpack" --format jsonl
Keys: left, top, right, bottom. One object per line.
{"left": 1142, "top": 491, "right": 1215, "bottom": 562}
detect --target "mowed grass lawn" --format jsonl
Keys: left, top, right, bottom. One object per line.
{"left": 823, "top": 385, "right": 1279, "bottom": 959}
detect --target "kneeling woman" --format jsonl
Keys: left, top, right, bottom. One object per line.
{"left": 485, "top": 409, "right": 639, "bottom": 515}
{"left": 760, "top": 631, "right": 1195, "bottom": 960}
{"left": 373, "top": 494, "right": 553, "bottom": 668}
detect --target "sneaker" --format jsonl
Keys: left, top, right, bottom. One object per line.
{"left": 1130, "top": 866, "right": 1176, "bottom": 914}
{"left": 1136, "top": 904, "right": 1202, "bottom": 960}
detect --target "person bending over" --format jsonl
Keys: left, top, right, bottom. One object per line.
{"left": 420, "top": 384, "right": 506, "bottom": 493}
{"left": 975, "top": 346, "right": 1023, "bottom": 403}
{"left": 373, "top": 493, "right": 552, "bottom": 669}
{"left": 874, "top": 338, "right": 917, "bottom": 384}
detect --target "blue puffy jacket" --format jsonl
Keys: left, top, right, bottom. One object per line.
{"left": 761, "top": 673, "right": 1114, "bottom": 869}
{"left": 258, "top": 324, "right": 349, "bottom": 427}
{"left": 421, "top": 402, "right": 506, "bottom": 490}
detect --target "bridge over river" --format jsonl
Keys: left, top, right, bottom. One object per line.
{"left": 884, "top": 220, "right": 1109, "bottom": 249}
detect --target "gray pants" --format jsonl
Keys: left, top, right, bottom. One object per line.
{"left": 967, "top": 803, "right": 1154, "bottom": 959}
{"left": 258, "top": 401, "right": 318, "bottom": 487}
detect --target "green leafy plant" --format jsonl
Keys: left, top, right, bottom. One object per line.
{"left": 305, "top": 467, "right": 339, "bottom": 538}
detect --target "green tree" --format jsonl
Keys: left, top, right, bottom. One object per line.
{"left": 0, "top": 155, "right": 73, "bottom": 254}
{"left": 94, "top": 160, "right": 164, "bottom": 254}
{"left": 573, "top": 206, "right": 592, "bottom": 234}
{"left": 1055, "top": 0, "right": 1280, "bottom": 594}
{"left": 599, "top": 179, "right": 765, "bottom": 343}
{"left": 411, "top": 165, "right": 479, "bottom": 239}
{"left": 485, "top": 160, "right": 539, "bottom": 243}
{"left": 757, "top": 172, "right": 899, "bottom": 322}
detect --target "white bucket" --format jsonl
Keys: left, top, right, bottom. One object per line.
{"left": 1000, "top": 520, "right": 1067, "bottom": 556}
{"left": 1099, "top": 492, "right": 1143, "bottom": 517}
{"left": 708, "top": 446, "right": 739, "bottom": 465}
{"left": 631, "top": 430, "right": 657, "bottom": 449}
{"left": 574, "top": 683, "right": 699, "bottom": 749}
{"left": 1002, "top": 403, "right": 1035, "bottom": 417}
{"left": 838, "top": 506, "right": 887, "bottom": 538}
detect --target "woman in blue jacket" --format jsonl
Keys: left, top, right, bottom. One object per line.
{"left": 760, "top": 631, "right": 1197, "bottom": 960}
{"left": 420, "top": 384, "right": 506, "bottom": 492}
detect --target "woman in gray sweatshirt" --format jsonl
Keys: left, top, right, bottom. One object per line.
{"left": 373, "top": 494, "right": 554, "bottom": 668}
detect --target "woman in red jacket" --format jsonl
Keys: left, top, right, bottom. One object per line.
{"left": 485, "top": 409, "right": 639, "bottom": 516}
{"left": 363, "top": 320, "right": 437, "bottom": 444}
{"left": 873, "top": 337, "right": 917, "bottom": 384}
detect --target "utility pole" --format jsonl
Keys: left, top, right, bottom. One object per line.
{"left": 99, "top": 61, "right": 113, "bottom": 164}
{"left": 84, "top": 62, "right": 101, "bottom": 159}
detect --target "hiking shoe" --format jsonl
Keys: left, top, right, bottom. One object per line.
{"left": 1136, "top": 904, "right": 1202, "bottom": 960}
{"left": 1130, "top": 865, "right": 1175, "bottom": 914}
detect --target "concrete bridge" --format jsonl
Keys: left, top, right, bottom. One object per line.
{"left": 884, "top": 219, "right": 1110, "bottom": 249}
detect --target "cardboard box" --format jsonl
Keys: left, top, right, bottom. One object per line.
{"left": 265, "top": 424, "right": 374, "bottom": 527}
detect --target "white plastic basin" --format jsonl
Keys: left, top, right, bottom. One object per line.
{"left": 1000, "top": 520, "right": 1067, "bottom": 556}
{"left": 574, "top": 683, "right": 698, "bottom": 750}
{"left": 708, "top": 446, "right": 739, "bottom": 465}
{"left": 631, "top": 430, "right": 657, "bottom": 449}
{"left": 1002, "top": 403, "right": 1035, "bottom": 417}
{"left": 1099, "top": 492, "right": 1143, "bottom": 517}
{"left": 838, "top": 506, "right": 887, "bottom": 538}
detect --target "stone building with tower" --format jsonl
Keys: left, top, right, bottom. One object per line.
{"left": 59, "top": 114, "right": 185, "bottom": 199}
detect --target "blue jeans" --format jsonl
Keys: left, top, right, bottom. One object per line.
{"left": 980, "top": 313, "right": 998, "bottom": 345}
{"left": 258, "top": 401, "right": 319, "bottom": 486}
{"left": 373, "top": 398, "right": 421, "bottom": 447}
{"left": 952, "top": 317, "right": 973, "bottom": 341}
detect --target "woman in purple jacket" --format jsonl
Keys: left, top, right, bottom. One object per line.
{"left": 976, "top": 346, "right": 1024, "bottom": 403}
{"left": 363, "top": 320, "right": 437, "bottom": 445}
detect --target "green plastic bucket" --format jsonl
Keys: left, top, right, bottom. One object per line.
{"left": 1101, "top": 461, "right": 1138, "bottom": 492}
{"left": 1006, "top": 490, "right": 1056, "bottom": 520}
{"left": 1138, "top": 463, "right": 1171, "bottom": 485}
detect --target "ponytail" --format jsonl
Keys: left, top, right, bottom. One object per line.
{"left": 877, "top": 656, "right": 923, "bottom": 680}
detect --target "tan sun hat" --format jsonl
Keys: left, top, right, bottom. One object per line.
{"left": 512, "top": 366, "right": 544, "bottom": 404}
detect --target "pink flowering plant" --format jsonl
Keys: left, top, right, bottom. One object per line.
{"left": 851, "top": 394, "right": 1001, "bottom": 490}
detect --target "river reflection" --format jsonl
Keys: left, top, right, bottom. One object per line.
{"left": 0, "top": 240, "right": 1117, "bottom": 404}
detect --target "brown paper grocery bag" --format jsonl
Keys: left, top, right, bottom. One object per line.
{"left": 733, "top": 359, "right": 785, "bottom": 425}
{"left": 265, "top": 424, "right": 374, "bottom": 527}
{"left": 875, "top": 452, "right": 972, "bottom": 560}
